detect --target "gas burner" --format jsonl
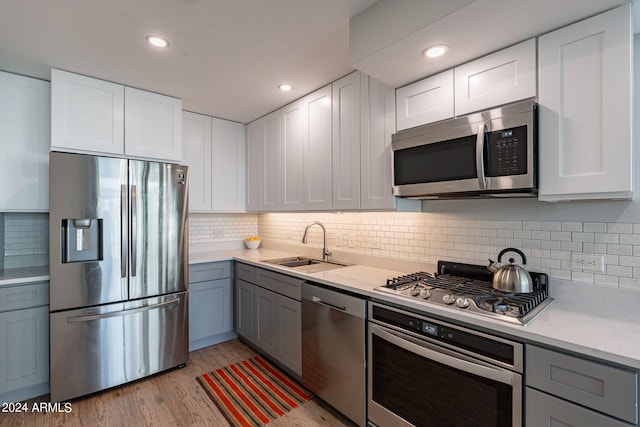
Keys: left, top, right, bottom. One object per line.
{"left": 375, "top": 260, "right": 553, "bottom": 325}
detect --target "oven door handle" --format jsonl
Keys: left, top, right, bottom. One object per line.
{"left": 372, "top": 324, "right": 517, "bottom": 386}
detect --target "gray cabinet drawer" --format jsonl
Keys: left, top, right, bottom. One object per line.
{"left": 0, "top": 282, "right": 49, "bottom": 312}
{"left": 255, "top": 268, "right": 303, "bottom": 301}
{"left": 235, "top": 263, "right": 255, "bottom": 283}
{"left": 526, "top": 345, "right": 637, "bottom": 424}
{"left": 189, "top": 262, "right": 230, "bottom": 283}
{"left": 526, "top": 388, "right": 632, "bottom": 427}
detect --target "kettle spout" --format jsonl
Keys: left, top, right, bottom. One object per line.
{"left": 487, "top": 259, "right": 499, "bottom": 273}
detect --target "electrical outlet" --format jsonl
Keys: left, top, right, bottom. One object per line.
{"left": 348, "top": 233, "right": 356, "bottom": 248}
{"left": 571, "top": 254, "right": 604, "bottom": 272}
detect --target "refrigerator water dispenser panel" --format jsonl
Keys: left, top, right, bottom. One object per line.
{"left": 61, "top": 219, "right": 103, "bottom": 263}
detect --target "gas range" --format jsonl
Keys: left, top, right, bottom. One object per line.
{"left": 375, "top": 261, "right": 553, "bottom": 325}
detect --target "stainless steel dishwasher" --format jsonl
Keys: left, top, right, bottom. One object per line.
{"left": 301, "top": 281, "right": 367, "bottom": 427}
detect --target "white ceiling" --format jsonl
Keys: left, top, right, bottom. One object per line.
{"left": 0, "top": 0, "right": 637, "bottom": 125}
{"left": 0, "top": 0, "right": 376, "bottom": 124}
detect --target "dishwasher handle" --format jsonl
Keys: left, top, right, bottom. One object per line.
{"left": 301, "top": 282, "right": 367, "bottom": 319}
{"left": 311, "top": 296, "right": 346, "bottom": 311}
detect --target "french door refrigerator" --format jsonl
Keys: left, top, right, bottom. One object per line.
{"left": 48, "top": 152, "right": 189, "bottom": 402}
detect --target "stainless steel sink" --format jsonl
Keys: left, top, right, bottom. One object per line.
{"left": 263, "top": 256, "right": 349, "bottom": 272}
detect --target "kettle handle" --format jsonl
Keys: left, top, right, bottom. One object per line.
{"left": 497, "top": 247, "right": 527, "bottom": 265}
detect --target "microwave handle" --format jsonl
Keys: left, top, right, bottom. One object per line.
{"left": 476, "top": 124, "right": 488, "bottom": 189}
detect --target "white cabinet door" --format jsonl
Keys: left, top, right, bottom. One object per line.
{"left": 361, "top": 74, "right": 397, "bottom": 210}
{"left": 262, "top": 110, "right": 283, "bottom": 211}
{"left": 124, "top": 87, "right": 182, "bottom": 162}
{"left": 454, "top": 38, "right": 536, "bottom": 116}
{"left": 332, "top": 72, "right": 361, "bottom": 210}
{"left": 0, "top": 72, "right": 50, "bottom": 211}
{"left": 538, "top": 5, "right": 632, "bottom": 201}
{"left": 281, "top": 100, "right": 305, "bottom": 210}
{"left": 246, "top": 119, "right": 264, "bottom": 212}
{"left": 396, "top": 69, "right": 453, "bottom": 131}
{"left": 182, "top": 111, "right": 212, "bottom": 212}
{"left": 211, "top": 118, "right": 246, "bottom": 212}
{"left": 0, "top": 306, "right": 49, "bottom": 401}
{"left": 304, "top": 85, "right": 333, "bottom": 210}
{"left": 51, "top": 68, "right": 125, "bottom": 155}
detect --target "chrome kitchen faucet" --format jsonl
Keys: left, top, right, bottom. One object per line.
{"left": 302, "top": 221, "right": 331, "bottom": 261}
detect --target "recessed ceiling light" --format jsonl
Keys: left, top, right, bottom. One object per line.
{"left": 422, "top": 44, "right": 449, "bottom": 58}
{"left": 278, "top": 83, "right": 293, "bottom": 92}
{"left": 146, "top": 35, "right": 170, "bottom": 48}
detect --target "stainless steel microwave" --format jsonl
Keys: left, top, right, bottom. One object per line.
{"left": 392, "top": 98, "right": 537, "bottom": 199}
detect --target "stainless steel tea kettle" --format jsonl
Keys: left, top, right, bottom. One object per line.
{"left": 488, "top": 248, "right": 533, "bottom": 293}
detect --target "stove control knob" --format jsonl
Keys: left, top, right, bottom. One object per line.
{"left": 442, "top": 294, "right": 456, "bottom": 305}
{"left": 410, "top": 286, "right": 421, "bottom": 296}
{"left": 455, "top": 297, "right": 470, "bottom": 308}
{"left": 419, "top": 288, "right": 431, "bottom": 299}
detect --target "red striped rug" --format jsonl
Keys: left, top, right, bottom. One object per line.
{"left": 196, "top": 355, "right": 313, "bottom": 426}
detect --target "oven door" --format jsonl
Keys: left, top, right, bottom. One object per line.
{"left": 368, "top": 323, "right": 522, "bottom": 427}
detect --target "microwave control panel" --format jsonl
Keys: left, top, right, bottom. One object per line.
{"left": 487, "top": 125, "right": 528, "bottom": 177}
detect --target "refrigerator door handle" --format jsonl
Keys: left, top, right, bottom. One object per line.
{"left": 65, "top": 297, "right": 180, "bottom": 323}
{"left": 131, "top": 184, "right": 138, "bottom": 277}
{"left": 120, "top": 184, "right": 127, "bottom": 278}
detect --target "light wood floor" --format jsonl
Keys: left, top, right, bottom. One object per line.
{"left": 0, "top": 339, "right": 354, "bottom": 427}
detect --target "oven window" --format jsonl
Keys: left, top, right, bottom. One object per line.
{"left": 372, "top": 334, "right": 513, "bottom": 427}
{"left": 393, "top": 135, "right": 477, "bottom": 185}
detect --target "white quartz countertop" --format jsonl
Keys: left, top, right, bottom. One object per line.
{"left": 191, "top": 245, "right": 640, "bottom": 371}
{"left": 0, "top": 266, "right": 49, "bottom": 287}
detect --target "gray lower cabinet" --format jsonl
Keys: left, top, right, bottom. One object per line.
{"left": 234, "top": 262, "right": 302, "bottom": 376}
{"left": 235, "top": 279, "right": 255, "bottom": 342}
{"left": 525, "top": 344, "right": 638, "bottom": 426}
{"left": 0, "top": 281, "right": 49, "bottom": 403}
{"left": 188, "top": 262, "right": 237, "bottom": 351}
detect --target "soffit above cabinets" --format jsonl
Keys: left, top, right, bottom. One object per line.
{"left": 350, "top": 0, "right": 633, "bottom": 88}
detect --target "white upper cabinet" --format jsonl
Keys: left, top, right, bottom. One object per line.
{"left": 333, "top": 72, "right": 361, "bottom": 210}
{"left": 245, "top": 118, "right": 264, "bottom": 212}
{"left": 396, "top": 70, "right": 454, "bottom": 131}
{"left": 124, "top": 87, "right": 182, "bottom": 162}
{"left": 183, "top": 112, "right": 246, "bottom": 212}
{"left": 281, "top": 99, "right": 305, "bottom": 210}
{"left": 211, "top": 117, "right": 245, "bottom": 212}
{"left": 246, "top": 72, "right": 403, "bottom": 212}
{"left": 51, "top": 69, "right": 124, "bottom": 155}
{"left": 262, "top": 110, "right": 283, "bottom": 211}
{"left": 51, "top": 69, "right": 182, "bottom": 162}
{"left": 361, "top": 74, "right": 397, "bottom": 210}
{"left": 303, "top": 85, "right": 333, "bottom": 210}
{"left": 182, "top": 111, "right": 212, "bottom": 212}
{"left": 395, "top": 38, "right": 535, "bottom": 130}
{"left": 0, "top": 72, "right": 50, "bottom": 212}
{"left": 538, "top": 5, "right": 632, "bottom": 201}
{"left": 454, "top": 38, "right": 537, "bottom": 116}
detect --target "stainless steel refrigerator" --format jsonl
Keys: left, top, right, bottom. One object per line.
{"left": 48, "top": 152, "right": 189, "bottom": 402}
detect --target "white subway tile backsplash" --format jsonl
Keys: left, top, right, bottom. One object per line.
{"left": 253, "top": 212, "right": 640, "bottom": 293}
{"left": 608, "top": 223, "right": 633, "bottom": 234}
{"left": 188, "top": 213, "right": 258, "bottom": 245}
{"left": 561, "top": 222, "right": 582, "bottom": 232}
{"left": 584, "top": 222, "right": 607, "bottom": 232}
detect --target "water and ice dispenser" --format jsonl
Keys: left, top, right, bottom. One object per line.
{"left": 61, "top": 219, "right": 103, "bottom": 263}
